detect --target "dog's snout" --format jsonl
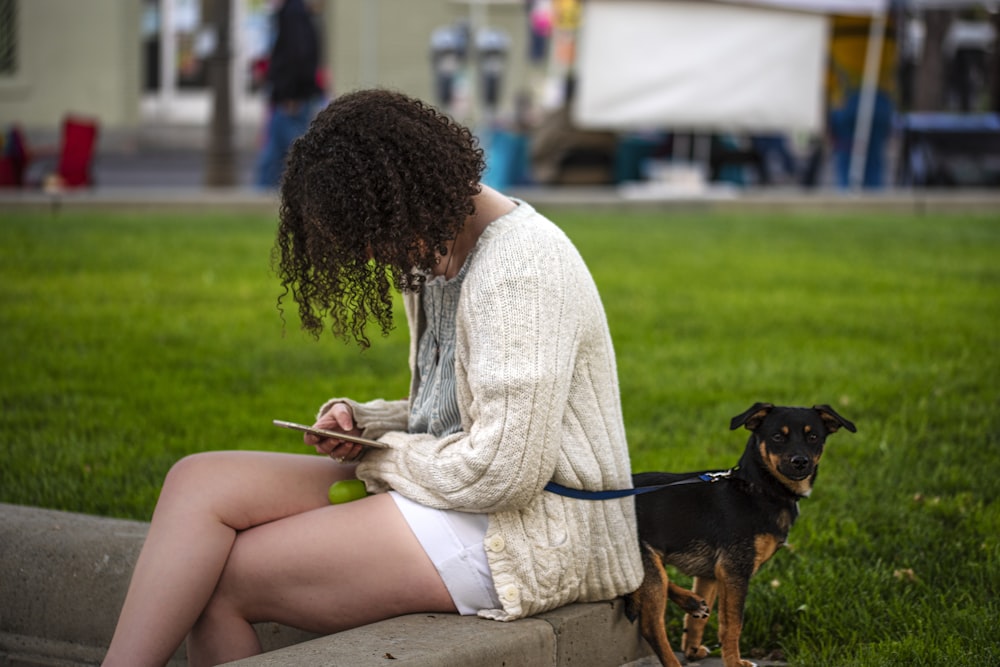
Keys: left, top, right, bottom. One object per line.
{"left": 790, "top": 455, "right": 810, "bottom": 471}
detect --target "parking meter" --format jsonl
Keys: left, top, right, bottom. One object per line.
{"left": 476, "top": 27, "right": 510, "bottom": 112}
{"left": 430, "top": 23, "right": 469, "bottom": 107}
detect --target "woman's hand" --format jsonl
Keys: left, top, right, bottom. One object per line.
{"left": 306, "top": 402, "right": 366, "bottom": 463}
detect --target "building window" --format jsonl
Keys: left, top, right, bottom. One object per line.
{"left": 0, "top": 0, "right": 16, "bottom": 76}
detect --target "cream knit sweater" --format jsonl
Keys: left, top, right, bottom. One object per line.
{"left": 325, "top": 201, "right": 643, "bottom": 621}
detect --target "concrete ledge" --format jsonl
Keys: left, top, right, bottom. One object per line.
{"left": 221, "top": 613, "right": 555, "bottom": 667}
{"left": 221, "top": 600, "right": 651, "bottom": 667}
{"left": 0, "top": 504, "right": 651, "bottom": 667}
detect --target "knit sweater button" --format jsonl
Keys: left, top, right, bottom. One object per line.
{"left": 501, "top": 585, "right": 520, "bottom": 603}
{"left": 487, "top": 535, "right": 506, "bottom": 552}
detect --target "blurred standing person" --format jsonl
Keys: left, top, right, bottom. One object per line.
{"left": 825, "top": 14, "right": 897, "bottom": 189}
{"left": 254, "top": 0, "right": 324, "bottom": 189}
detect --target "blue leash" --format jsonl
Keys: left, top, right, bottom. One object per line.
{"left": 544, "top": 470, "right": 734, "bottom": 501}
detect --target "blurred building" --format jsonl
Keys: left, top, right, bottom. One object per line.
{"left": 2, "top": 0, "right": 997, "bottom": 189}
{"left": 0, "top": 0, "right": 533, "bottom": 149}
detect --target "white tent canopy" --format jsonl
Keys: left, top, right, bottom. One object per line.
{"left": 576, "top": 2, "right": 826, "bottom": 133}
{"left": 574, "top": 0, "right": 891, "bottom": 187}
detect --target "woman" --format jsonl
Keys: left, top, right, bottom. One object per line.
{"left": 103, "top": 89, "right": 642, "bottom": 667}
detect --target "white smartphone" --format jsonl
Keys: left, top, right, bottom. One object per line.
{"left": 273, "top": 420, "right": 389, "bottom": 449}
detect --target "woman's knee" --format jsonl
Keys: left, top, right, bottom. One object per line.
{"left": 156, "top": 451, "right": 249, "bottom": 518}
{"left": 162, "top": 451, "right": 227, "bottom": 492}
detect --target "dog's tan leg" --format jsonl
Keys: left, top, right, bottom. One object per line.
{"left": 632, "top": 544, "right": 683, "bottom": 667}
{"left": 715, "top": 566, "right": 754, "bottom": 667}
{"left": 683, "top": 576, "right": 717, "bottom": 661}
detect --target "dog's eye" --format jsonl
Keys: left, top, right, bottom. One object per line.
{"left": 807, "top": 433, "right": 820, "bottom": 443}
{"left": 771, "top": 433, "right": 786, "bottom": 443}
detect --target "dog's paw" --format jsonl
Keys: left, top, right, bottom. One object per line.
{"left": 674, "top": 591, "right": 710, "bottom": 618}
{"left": 688, "top": 597, "right": 711, "bottom": 619}
{"left": 684, "top": 645, "right": 711, "bottom": 660}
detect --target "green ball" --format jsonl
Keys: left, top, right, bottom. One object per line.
{"left": 328, "top": 479, "right": 369, "bottom": 505}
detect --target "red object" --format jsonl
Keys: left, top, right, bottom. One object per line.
{"left": 56, "top": 115, "right": 99, "bottom": 187}
{"left": 0, "top": 159, "right": 18, "bottom": 186}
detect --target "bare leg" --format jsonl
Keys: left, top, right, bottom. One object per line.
{"left": 102, "top": 451, "right": 454, "bottom": 667}
{"left": 187, "top": 492, "right": 456, "bottom": 666}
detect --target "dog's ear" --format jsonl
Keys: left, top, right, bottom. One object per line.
{"left": 730, "top": 402, "right": 774, "bottom": 431}
{"left": 812, "top": 405, "right": 857, "bottom": 433}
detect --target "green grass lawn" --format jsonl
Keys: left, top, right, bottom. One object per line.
{"left": 1, "top": 206, "right": 997, "bottom": 666}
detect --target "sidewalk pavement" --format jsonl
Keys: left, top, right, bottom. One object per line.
{"left": 0, "top": 143, "right": 992, "bottom": 216}
{"left": 93, "top": 146, "right": 259, "bottom": 189}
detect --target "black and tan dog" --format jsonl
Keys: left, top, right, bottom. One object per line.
{"left": 625, "top": 403, "right": 856, "bottom": 667}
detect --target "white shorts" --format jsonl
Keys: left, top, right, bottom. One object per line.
{"left": 388, "top": 491, "right": 501, "bottom": 615}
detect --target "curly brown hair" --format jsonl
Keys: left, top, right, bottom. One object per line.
{"left": 273, "top": 89, "right": 486, "bottom": 347}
